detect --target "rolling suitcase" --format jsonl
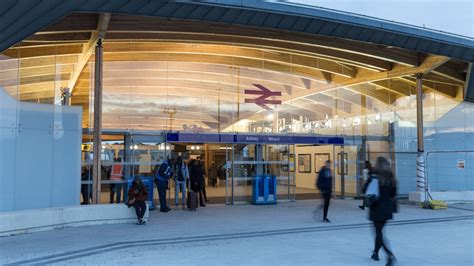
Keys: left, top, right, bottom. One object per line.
{"left": 187, "top": 190, "right": 198, "bottom": 211}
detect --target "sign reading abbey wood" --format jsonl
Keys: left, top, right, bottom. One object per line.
{"left": 244, "top": 84, "right": 282, "bottom": 110}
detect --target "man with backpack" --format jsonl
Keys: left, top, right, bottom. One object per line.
{"left": 173, "top": 156, "right": 189, "bottom": 210}
{"left": 155, "top": 157, "right": 173, "bottom": 212}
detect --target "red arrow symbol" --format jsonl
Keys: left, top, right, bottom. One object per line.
{"left": 244, "top": 84, "right": 282, "bottom": 110}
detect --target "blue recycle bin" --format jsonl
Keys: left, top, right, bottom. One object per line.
{"left": 126, "top": 177, "right": 155, "bottom": 210}
{"left": 252, "top": 175, "right": 277, "bottom": 205}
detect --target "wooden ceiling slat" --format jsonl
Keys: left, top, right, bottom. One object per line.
{"left": 4, "top": 44, "right": 83, "bottom": 58}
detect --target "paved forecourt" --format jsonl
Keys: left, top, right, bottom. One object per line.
{"left": 0, "top": 200, "right": 473, "bottom": 265}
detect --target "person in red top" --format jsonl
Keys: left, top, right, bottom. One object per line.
{"left": 110, "top": 157, "right": 124, "bottom": 203}
{"left": 128, "top": 176, "right": 148, "bottom": 225}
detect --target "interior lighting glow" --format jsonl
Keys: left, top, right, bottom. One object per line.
{"left": 133, "top": 145, "right": 138, "bottom": 150}
{"left": 266, "top": 114, "right": 274, "bottom": 120}
{"left": 353, "top": 117, "right": 361, "bottom": 126}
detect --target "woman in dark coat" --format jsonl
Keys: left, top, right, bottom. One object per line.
{"left": 369, "top": 157, "right": 397, "bottom": 266}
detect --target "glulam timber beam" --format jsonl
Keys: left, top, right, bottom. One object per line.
{"left": 70, "top": 13, "right": 111, "bottom": 92}
{"left": 284, "top": 54, "right": 458, "bottom": 102}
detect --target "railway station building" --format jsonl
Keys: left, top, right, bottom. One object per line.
{"left": 1, "top": 0, "right": 473, "bottom": 213}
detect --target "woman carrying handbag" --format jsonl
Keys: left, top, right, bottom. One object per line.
{"left": 367, "top": 157, "right": 397, "bottom": 266}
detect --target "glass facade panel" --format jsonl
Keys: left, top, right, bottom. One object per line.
{"left": 1, "top": 13, "right": 473, "bottom": 209}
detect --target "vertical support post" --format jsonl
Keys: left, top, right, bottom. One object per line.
{"left": 92, "top": 39, "right": 103, "bottom": 204}
{"left": 255, "top": 144, "right": 264, "bottom": 175}
{"left": 272, "top": 106, "right": 279, "bottom": 133}
{"left": 218, "top": 89, "right": 221, "bottom": 134}
{"left": 61, "top": 87, "right": 72, "bottom": 106}
{"left": 123, "top": 133, "right": 132, "bottom": 180}
{"left": 358, "top": 136, "right": 367, "bottom": 195}
{"left": 416, "top": 74, "right": 426, "bottom": 194}
{"left": 339, "top": 147, "right": 345, "bottom": 199}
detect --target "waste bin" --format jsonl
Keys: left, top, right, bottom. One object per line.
{"left": 252, "top": 175, "right": 277, "bottom": 205}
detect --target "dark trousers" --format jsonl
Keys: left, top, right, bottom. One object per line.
{"left": 109, "top": 184, "right": 116, "bottom": 203}
{"left": 198, "top": 187, "right": 205, "bottom": 205}
{"left": 134, "top": 200, "right": 146, "bottom": 220}
{"left": 373, "top": 220, "right": 393, "bottom": 255}
{"left": 210, "top": 179, "right": 217, "bottom": 187}
{"left": 81, "top": 184, "right": 91, "bottom": 204}
{"left": 202, "top": 185, "right": 207, "bottom": 200}
{"left": 155, "top": 180, "right": 168, "bottom": 211}
{"left": 322, "top": 191, "right": 331, "bottom": 219}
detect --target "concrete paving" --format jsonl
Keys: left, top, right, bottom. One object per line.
{"left": 0, "top": 200, "right": 473, "bottom": 265}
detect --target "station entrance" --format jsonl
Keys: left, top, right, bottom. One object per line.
{"left": 81, "top": 132, "right": 386, "bottom": 206}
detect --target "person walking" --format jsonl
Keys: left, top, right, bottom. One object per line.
{"left": 208, "top": 162, "right": 218, "bottom": 187}
{"left": 155, "top": 158, "right": 172, "bottom": 212}
{"left": 316, "top": 160, "right": 332, "bottom": 223}
{"left": 127, "top": 176, "right": 148, "bottom": 225}
{"left": 359, "top": 160, "right": 373, "bottom": 210}
{"left": 189, "top": 159, "right": 206, "bottom": 207}
{"left": 369, "top": 157, "right": 397, "bottom": 266}
{"left": 174, "top": 156, "right": 189, "bottom": 210}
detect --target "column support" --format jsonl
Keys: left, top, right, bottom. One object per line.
{"left": 255, "top": 144, "right": 264, "bottom": 175}
{"left": 92, "top": 39, "right": 103, "bottom": 204}
{"left": 416, "top": 74, "right": 426, "bottom": 194}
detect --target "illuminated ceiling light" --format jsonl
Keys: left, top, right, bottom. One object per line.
{"left": 196, "top": 146, "right": 201, "bottom": 150}
{"left": 353, "top": 117, "right": 361, "bottom": 126}
{"left": 101, "top": 145, "right": 106, "bottom": 149}
{"left": 129, "top": 145, "right": 133, "bottom": 150}
{"left": 133, "top": 145, "right": 138, "bottom": 150}
{"left": 368, "top": 120, "right": 373, "bottom": 125}
{"left": 266, "top": 113, "right": 274, "bottom": 120}
{"left": 375, "top": 114, "right": 381, "bottom": 121}
{"left": 334, "top": 115, "right": 339, "bottom": 119}
{"left": 191, "top": 146, "right": 195, "bottom": 150}
{"left": 326, "top": 120, "right": 332, "bottom": 128}
{"left": 166, "top": 145, "right": 170, "bottom": 150}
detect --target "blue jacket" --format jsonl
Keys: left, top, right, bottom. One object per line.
{"left": 156, "top": 161, "right": 172, "bottom": 182}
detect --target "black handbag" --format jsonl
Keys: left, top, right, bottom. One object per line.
{"left": 392, "top": 198, "right": 399, "bottom": 213}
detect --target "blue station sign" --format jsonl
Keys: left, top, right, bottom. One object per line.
{"left": 166, "top": 133, "right": 343, "bottom": 145}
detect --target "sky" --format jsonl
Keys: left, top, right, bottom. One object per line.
{"left": 284, "top": 0, "right": 474, "bottom": 38}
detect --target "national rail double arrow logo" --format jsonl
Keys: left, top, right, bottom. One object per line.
{"left": 244, "top": 84, "right": 282, "bottom": 110}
